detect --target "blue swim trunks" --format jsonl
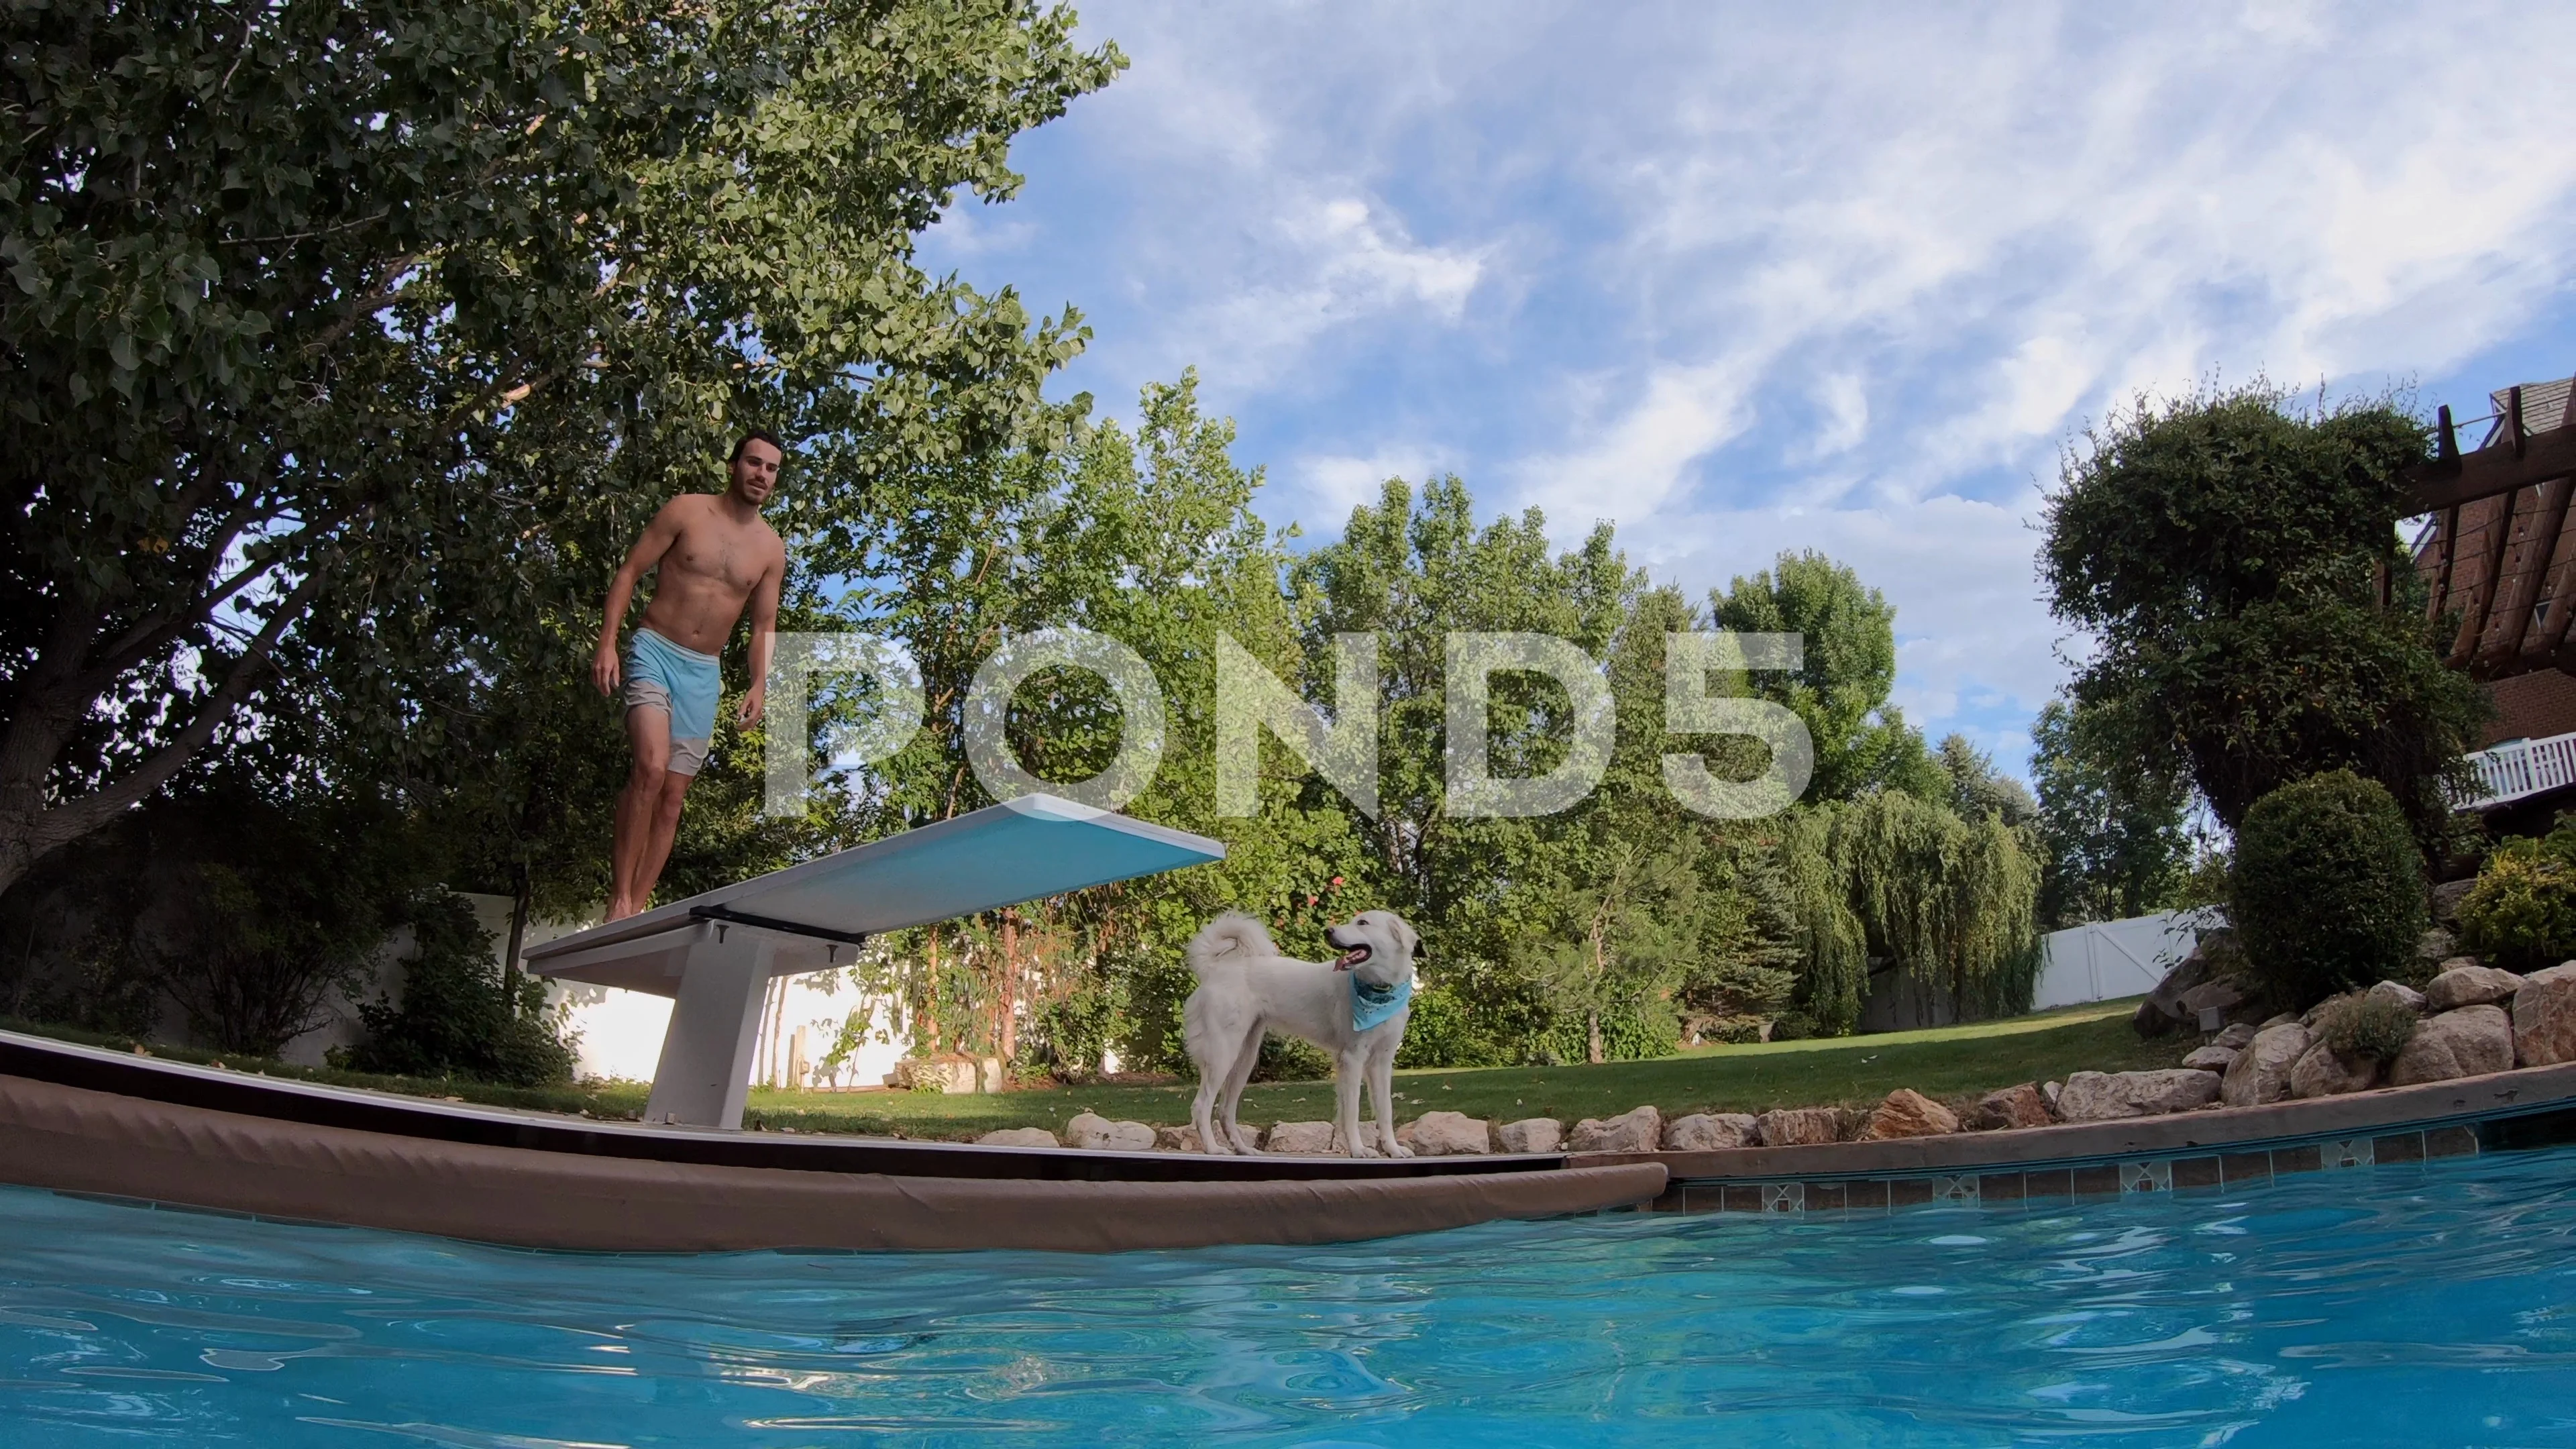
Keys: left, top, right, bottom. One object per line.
{"left": 623, "top": 627, "right": 722, "bottom": 775}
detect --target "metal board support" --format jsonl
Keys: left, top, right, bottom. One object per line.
{"left": 643, "top": 927, "right": 782, "bottom": 1130}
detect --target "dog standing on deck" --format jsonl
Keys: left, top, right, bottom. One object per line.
{"left": 1181, "top": 910, "right": 1422, "bottom": 1157}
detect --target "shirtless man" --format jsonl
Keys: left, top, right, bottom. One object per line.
{"left": 592, "top": 431, "right": 788, "bottom": 920}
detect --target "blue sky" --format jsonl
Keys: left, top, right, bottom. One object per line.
{"left": 917, "top": 1, "right": 2576, "bottom": 780}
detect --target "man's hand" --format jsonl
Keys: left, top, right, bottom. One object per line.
{"left": 737, "top": 682, "right": 766, "bottom": 728}
{"left": 593, "top": 640, "right": 622, "bottom": 696}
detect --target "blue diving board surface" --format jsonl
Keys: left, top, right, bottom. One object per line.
{"left": 523, "top": 795, "right": 1224, "bottom": 996}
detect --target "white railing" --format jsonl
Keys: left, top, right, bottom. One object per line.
{"left": 2459, "top": 730, "right": 2576, "bottom": 808}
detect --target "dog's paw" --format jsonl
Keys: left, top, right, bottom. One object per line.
{"left": 1347, "top": 1142, "right": 1382, "bottom": 1159}
{"left": 1386, "top": 1140, "right": 1415, "bottom": 1159}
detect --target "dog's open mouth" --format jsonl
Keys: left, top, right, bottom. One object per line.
{"left": 1333, "top": 945, "right": 1373, "bottom": 971}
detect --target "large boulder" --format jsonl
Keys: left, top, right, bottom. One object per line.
{"left": 2133, "top": 931, "right": 2225, "bottom": 1036}
{"left": 2214, "top": 1022, "right": 2259, "bottom": 1051}
{"left": 2221, "top": 1023, "right": 2312, "bottom": 1106}
{"left": 1967, "top": 1083, "right": 2053, "bottom": 1131}
{"left": 888, "top": 1054, "right": 982, "bottom": 1093}
{"left": 2512, "top": 961, "right": 2576, "bottom": 1066}
{"left": 1568, "top": 1106, "right": 1662, "bottom": 1154}
{"left": 1065, "top": 1112, "right": 1157, "bottom": 1151}
{"left": 1755, "top": 1106, "right": 1843, "bottom": 1146}
{"left": 2424, "top": 963, "right": 2523, "bottom": 1012}
{"left": 1153, "top": 1125, "right": 1204, "bottom": 1153}
{"left": 2418, "top": 926, "right": 2461, "bottom": 970}
{"left": 2057, "top": 1069, "right": 2222, "bottom": 1121}
{"left": 1495, "top": 1118, "right": 1563, "bottom": 1154}
{"left": 976, "top": 1126, "right": 1060, "bottom": 1148}
{"left": 2368, "top": 980, "right": 2428, "bottom": 1014}
{"left": 2390, "top": 1005, "right": 2514, "bottom": 1086}
{"left": 1264, "top": 1120, "right": 1338, "bottom": 1155}
{"left": 2182, "top": 1044, "right": 2240, "bottom": 1071}
{"left": 1661, "top": 1112, "right": 1758, "bottom": 1151}
{"left": 2431, "top": 877, "right": 2475, "bottom": 924}
{"left": 1858, "top": 1088, "right": 1958, "bottom": 1140}
{"left": 1397, "top": 1111, "right": 1492, "bottom": 1156}
{"left": 2288, "top": 1041, "right": 2380, "bottom": 1098}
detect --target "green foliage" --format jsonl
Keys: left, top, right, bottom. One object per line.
{"left": 2231, "top": 770, "right": 2428, "bottom": 1008}
{"left": 1776, "top": 790, "right": 2043, "bottom": 1034}
{"left": 340, "top": 893, "right": 576, "bottom": 1087}
{"left": 2458, "top": 828, "right": 2576, "bottom": 973}
{"left": 1715, "top": 552, "right": 1938, "bottom": 802}
{"left": 2041, "top": 383, "right": 2486, "bottom": 855}
{"left": 1394, "top": 987, "right": 1507, "bottom": 1069}
{"left": 2315, "top": 991, "right": 2420, "bottom": 1063}
{"left": 0, "top": 0, "right": 1122, "bottom": 891}
{"left": 2030, "top": 698, "right": 2192, "bottom": 928}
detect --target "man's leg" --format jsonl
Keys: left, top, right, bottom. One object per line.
{"left": 608, "top": 706, "right": 675, "bottom": 920}
{"left": 630, "top": 765, "right": 696, "bottom": 914}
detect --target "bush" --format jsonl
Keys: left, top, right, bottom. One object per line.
{"left": 2459, "top": 827, "right": 2576, "bottom": 973}
{"left": 2232, "top": 770, "right": 2428, "bottom": 1009}
{"left": 1395, "top": 987, "right": 1505, "bottom": 1068}
{"left": 2315, "top": 992, "right": 2420, "bottom": 1062}
{"left": 338, "top": 892, "right": 576, "bottom": 1087}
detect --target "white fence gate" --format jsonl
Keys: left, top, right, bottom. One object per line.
{"left": 2032, "top": 908, "right": 2214, "bottom": 1011}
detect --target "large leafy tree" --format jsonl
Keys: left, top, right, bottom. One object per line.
{"left": 2041, "top": 383, "right": 2485, "bottom": 853}
{"left": 1713, "top": 551, "right": 1943, "bottom": 803}
{"left": 0, "top": 0, "right": 1118, "bottom": 892}
{"left": 2028, "top": 698, "right": 2190, "bottom": 928}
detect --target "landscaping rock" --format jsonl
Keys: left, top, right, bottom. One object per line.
{"left": 1968, "top": 1083, "right": 2053, "bottom": 1131}
{"left": 2512, "top": 962, "right": 2576, "bottom": 1067}
{"left": 1396, "top": 1111, "right": 1492, "bottom": 1156}
{"left": 1496, "top": 1118, "right": 1563, "bottom": 1154}
{"left": 1568, "top": 1106, "right": 1663, "bottom": 1154}
{"left": 2041, "top": 1081, "right": 2063, "bottom": 1113}
{"left": 1264, "top": 1120, "right": 1338, "bottom": 1155}
{"left": 2056, "top": 1069, "right": 2222, "bottom": 1121}
{"left": 1756, "top": 1106, "right": 1843, "bottom": 1146}
{"left": 1065, "top": 1112, "right": 1157, "bottom": 1151}
{"left": 1662, "top": 1112, "right": 1758, "bottom": 1151}
{"left": 888, "top": 1054, "right": 982, "bottom": 1093}
{"left": 2258, "top": 1013, "right": 2300, "bottom": 1032}
{"left": 1154, "top": 1125, "right": 1204, "bottom": 1153}
{"left": 2425, "top": 963, "right": 2523, "bottom": 1012}
{"left": 976, "top": 1126, "right": 1060, "bottom": 1148}
{"left": 2289, "top": 1041, "right": 2381, "bottom": 1098}
{"left": 1859, "top": 1088, "right": 1958, "bottom": 1140}
{"left": 2222, "top": 1023, "right": 2312, "bottom": 1106}
{"left": 2178, "top": 979, "right": 2246, "bottom": 1024}
{"left": 2390, "top": 1005, "right": 2514, "bottom": 1086}
{"left": 2182, "top": 1044, "right": 2240, "bottom": 1071}
{"left": 2368, "top": 980, "right": 2428, "bottom": 1014}
{"left": 2214, "top": 1022, "right": 2258, "bottom": 1051}
{"left": 2431, "top": 877, "right": 2475, "bottom": 924}
{"left": 2133, "top": 931, "right": 2223, "bottom": 1036}
{"left": 2418, "top": 926, "right": 2460, "bottom": 968}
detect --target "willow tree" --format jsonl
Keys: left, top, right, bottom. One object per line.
{"left": 1778, "top": 790, "right": 2041, "bottom": 1034}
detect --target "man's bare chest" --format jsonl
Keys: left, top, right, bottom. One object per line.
{"left": 664, "top": 517, "right": 772, "bottom": 594}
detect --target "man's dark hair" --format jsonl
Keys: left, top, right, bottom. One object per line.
{"left": 730, "top": 428, "right": 785, "bottom": 464}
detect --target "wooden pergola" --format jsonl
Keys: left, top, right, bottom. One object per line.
{"left": 2411, "top": 378, "right": 2576, "bottom": 679}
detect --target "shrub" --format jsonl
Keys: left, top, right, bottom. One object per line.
{"left": 2315, "top": 992, "right": 2419, "bottom": 1063}
{"left": 1395, "top": 987, "right": 1505, "bottom": 1068}
{"left": 2232, "top": 770, "right": 2428, "bottom": 1008}
{"left": 2459, "top": 828, "right": 2576, "bottom": 973}
{"left": 339, "top": 892, "right": 576, "bottom": 1087}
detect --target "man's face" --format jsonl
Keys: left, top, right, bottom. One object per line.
{"left": 729, "top": 439, "right": 783, "bottom": 506}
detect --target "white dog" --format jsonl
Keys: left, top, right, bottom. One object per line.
{"left": 1181, "top": 910, "right": 1422, "bottom": 1158}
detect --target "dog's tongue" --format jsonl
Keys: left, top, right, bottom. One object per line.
{"left": 1334, "top": 946, "right": 1370, "bottom": 971}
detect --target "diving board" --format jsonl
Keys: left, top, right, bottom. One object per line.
{"left": 522, "top": 796, "right": 1224, "bottom": 1129}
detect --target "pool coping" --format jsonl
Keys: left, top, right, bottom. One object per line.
{"left": 1569, "top": 1064, "right": 2576, "bottom": 1215}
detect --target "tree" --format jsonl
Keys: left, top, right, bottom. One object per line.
{"left": 0, "top": 0, "right": 1120, "bottom": 892}
{"left": 2041, "top": 382, "right": 2485, "bottom": 854}
{"left": 1714, "top": 551, "right": 1941, "bottom": 803}
{"left": 1936, "top": 733, "right": 2036, "bottom": 826}
{"left": 2029, "top": 698, "right": 2190, "bottom": 928}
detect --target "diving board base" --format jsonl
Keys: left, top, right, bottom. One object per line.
{"left": 643, "top": 929, "right": 782, "bottom": 1130}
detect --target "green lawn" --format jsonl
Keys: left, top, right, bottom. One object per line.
{"left": 7, "top": 999, "right": 2183, "bottom": 1142}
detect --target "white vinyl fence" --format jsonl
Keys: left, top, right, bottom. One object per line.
{"left": 2032, "top": 908, "right": 2216, "bottom": 1011}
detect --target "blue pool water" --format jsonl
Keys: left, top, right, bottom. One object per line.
{"left": 6, "top": 1149, "right": 2576, "bottom": 1446}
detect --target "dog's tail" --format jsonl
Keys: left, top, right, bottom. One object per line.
{"left": 1185, "top": 912, "right": 1277, "bottom": 976}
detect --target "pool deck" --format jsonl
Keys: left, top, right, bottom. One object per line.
{"left": 1578, "top": 1064, "right": 2576, "bottom": 1216}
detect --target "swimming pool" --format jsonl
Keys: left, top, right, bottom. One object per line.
{"left": 5, "top": 1146, "right": 2573, "bottom": 1446}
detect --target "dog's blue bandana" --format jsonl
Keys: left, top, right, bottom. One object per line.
{"left": 1351, "top": 973, "right": 1413, "bottom": 1033}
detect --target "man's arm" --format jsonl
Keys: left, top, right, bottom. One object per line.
{"left": 737, "top": 538, "right": 786, "bottom": 726}
{"left": 592, "top": 500, "right": 690, "bottom": 695}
